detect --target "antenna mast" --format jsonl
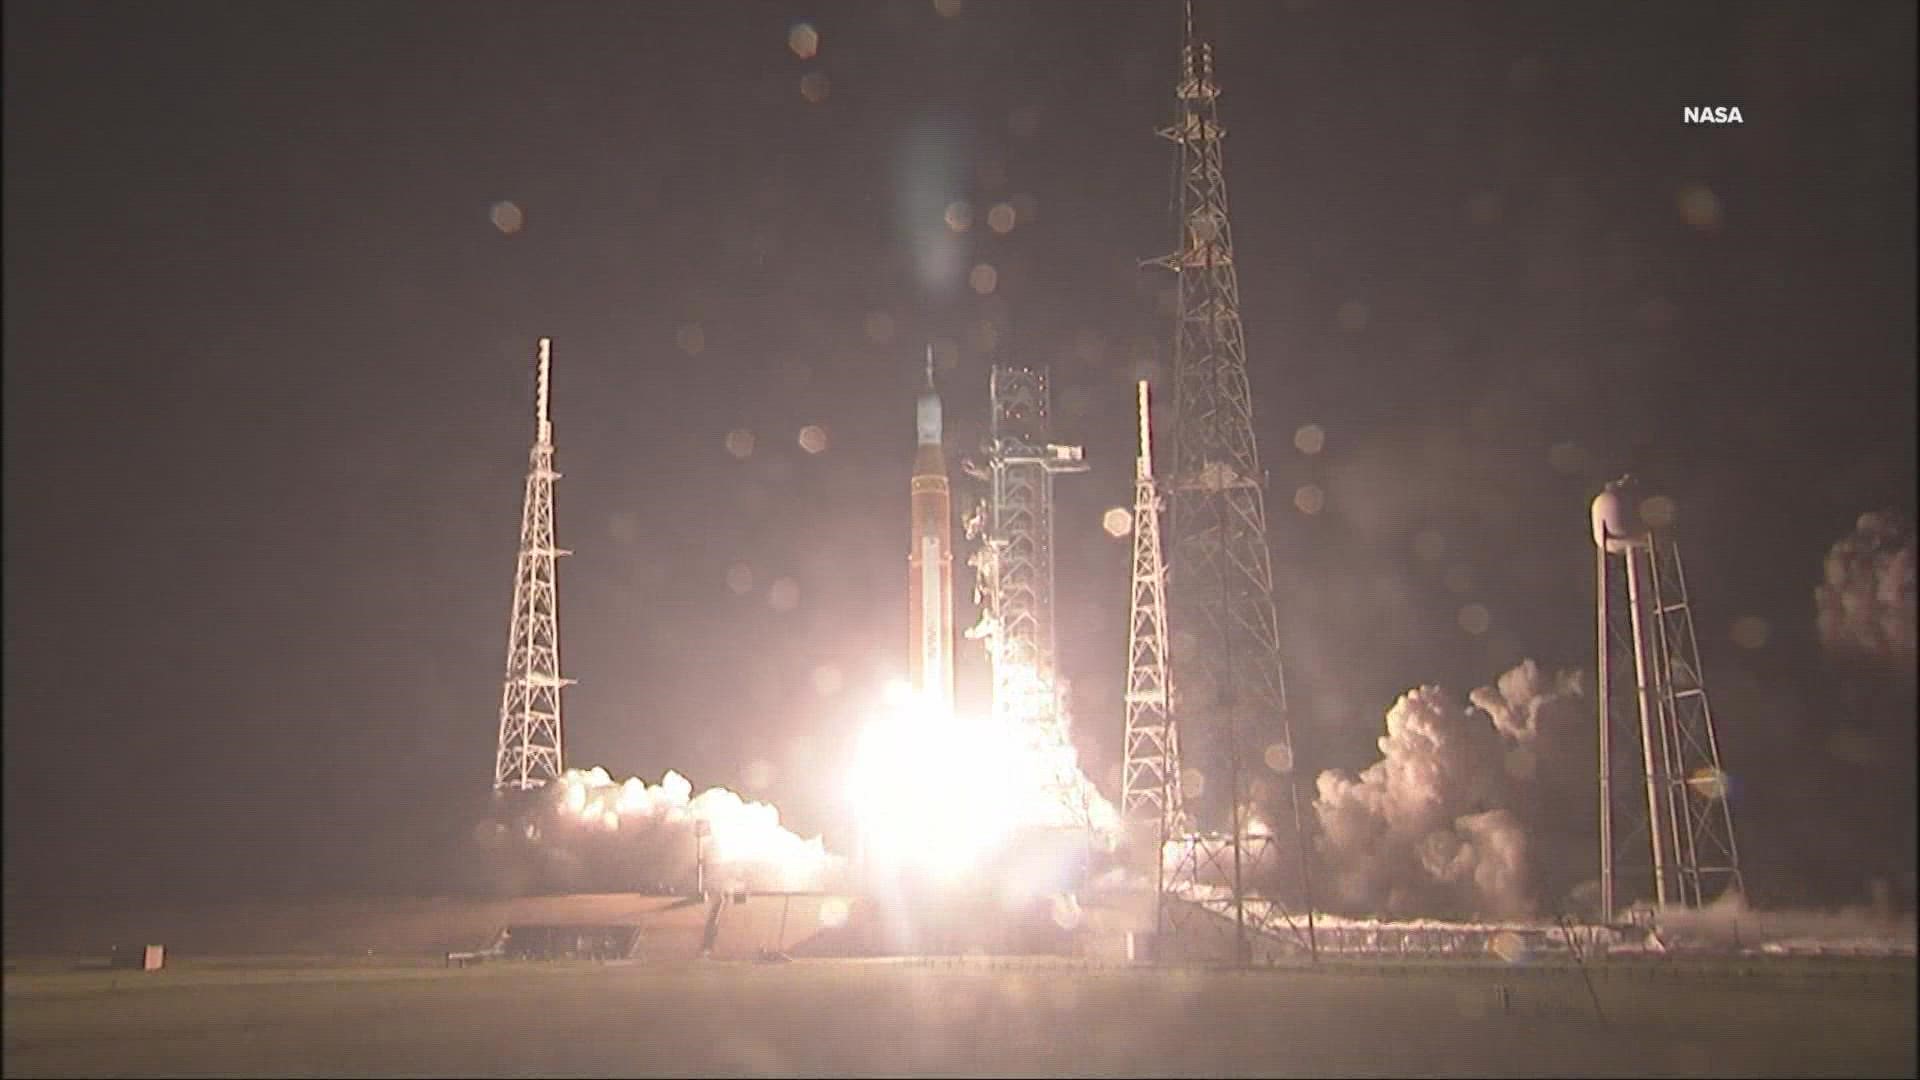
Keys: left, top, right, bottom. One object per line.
{"left": 1121, "top": 381, "right": 1184, "bottom": 933}
{"left": 494, "top": 337, "right": 574, "bottom": 792}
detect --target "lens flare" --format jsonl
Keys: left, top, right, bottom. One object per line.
{"left": 846, "top": 677, "right": 1118, "bottom": 882}
{"left": 848, "top": 690, "right": 1019, "bottom": 879}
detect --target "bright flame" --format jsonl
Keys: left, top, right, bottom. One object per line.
{"left": 848, "top": 688, "right": 1020, "bottom": 879}
{"left": 847, "top": 675, "right": 1120, "bottom": 883}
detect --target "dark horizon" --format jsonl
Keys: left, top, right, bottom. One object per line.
{"left": 4, "top": 1, "right": 1913, "bottom": 912}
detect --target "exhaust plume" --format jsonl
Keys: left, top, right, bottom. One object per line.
{"left": 1816, "top": 511, "right": 1916, "bottom": 671}
{"left": 1313, "top": 660, "right": 1587, "bottom": 921}
{"left": 549, "top": 766, "right": 843, "bottom": 893}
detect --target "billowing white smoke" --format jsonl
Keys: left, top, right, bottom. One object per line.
{"left": 553, "top": 766, "right": 842, "bottom": 892}
{"left": 1313, "top": 660, "right": 1585, "bottom": 921}
{"left": 1650, "top": 889, "right": 1917, "bottom": 956}
{"left": 1816, "top": 511, "right": 1917, "bottom": 670}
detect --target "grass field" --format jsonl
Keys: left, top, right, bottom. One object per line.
{"left": 5, "top": 956, "right": 1914, "bottom": 1077}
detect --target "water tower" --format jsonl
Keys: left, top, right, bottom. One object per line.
{"left": 1593, "top": 476, "right": 1745, "bottom": 922}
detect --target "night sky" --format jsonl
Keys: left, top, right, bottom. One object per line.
{"left": 5, "top": 1, "right": 1913, "bottom": 908}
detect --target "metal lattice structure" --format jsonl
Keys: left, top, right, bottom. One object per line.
{"left": 1595, "top": 478, "right": 1744, "bottom": 921}
{"left": 1120, "top": 381, "right": 1186, "bottom": 934}
{"left": 966, "top": 365, "right": 1088, "bottom": 819}
{"left": 1145, "top": 5, "right": 1310, "bottom": 960}
{"left": 493, "top": 338, "right": 574, "bottom": 792}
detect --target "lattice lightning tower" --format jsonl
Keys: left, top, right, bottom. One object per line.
{"left": 1147, "top": 4, "right": 1310, "bottom": 959}
{"left": 1121, "top": 380, "right": 1182, "bottom": 830}
{"left": 1593, "top": 476, "right": 1744, "bottom": 921}
{"left": 965, "top": 365, "right": 1088, "bottom": 820}
{"left": 493, "top": 338, "right": 574, "bottom": 792}
{"left": 1120, "top": 381, "right": 1184, "bottom": 928}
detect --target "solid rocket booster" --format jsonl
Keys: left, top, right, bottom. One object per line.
{"left": 908, "top": 347, "right": 956, "bottom": 714}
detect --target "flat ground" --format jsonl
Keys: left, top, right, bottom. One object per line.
{"left": 5, "top": 957, "right": 1914, "bottom": 1077}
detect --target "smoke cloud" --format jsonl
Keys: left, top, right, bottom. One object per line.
{"left": 464, "top": 766, "right": 845, "bottom": 897}
{"left": 1816, "top": 511, "right": 1916, "bottom": 671}
{"left": 1313, "top": 660, "right": 1587, "bottom": 921}
{"left": 553, "top": 766, "right": 843, "bottom": 892}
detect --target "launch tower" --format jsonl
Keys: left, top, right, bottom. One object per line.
{"left": 1147, "top": 3, "right": 1312, "bottom": 961}
{"left": 1594, "top": 477, "right": 1745, "bottom": 921}
{"left": 967, "top": 364, "right": 1088, "bottom": 819}
{"left": 493, "top": 338, "right": 574, "bottom": 792}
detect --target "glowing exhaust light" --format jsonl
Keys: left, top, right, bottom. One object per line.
{"left": 882, "top": 678, "right": 913, "bottom": 708}
{"left": 846, "top": 664, "right": 1122, "bottom": 882}
{"left": 847, "top": 687, "right": 1021, "bottom": 880}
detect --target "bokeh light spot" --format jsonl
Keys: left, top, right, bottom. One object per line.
{"left": 1686, "top": 766, "right": 1730, "bottom": 800}
{"left": 1293, "top": 423, "right": 1326, "bottom": 455}
{"left": 608, "top": 511, "right": 639, "bottom": 546}
{"left": 1180, "top": 767, "right": 1205, "bottom": 800}
{"left": 726, "top": 562, "right": 755, "bottom": 595}
{"left": 1102, "top": 507, "right": 1133, "bottom": 538}
{"left": 931, "top": 338, "right": 961, "bottom": 371}
{"left": 987, "top": 202, "right": 1017, "bottom": 234}
{"left": 1640, "top": 494, "right": 1678, "bottom": 529}
{"left": 944, "top": 200, "right": 973, "bottom": 233}
{"left": 1458, "top": 603, "right": 1492, "bottom": 635}
{"left": 1731, "top": 615, "right": 1771, "bottom": 650}
{"left": 1490, "top": 931, "right": 1529, "bottom": 963}
{"left": 1293, "top": 484, "right": 1324, "bottom": 515}
{"left": 724, "top": 429, "right": 755, "bottom": 460}
{"left": 1548, "top": 440, "right": 1591, "bottom": 474}
{"left": 969, "top": 263, "right": 999, "bottom": 295}
{"left": 1263, "top": 743, "right": 1294, "bottom": 774}
{"left": 798, "top": 425, "right": 829, "bottom": 454}
{"left": 787, "top": 22, "right": 819, "bottom": 60}
{"left": 1678, "top": 183, "right": 1722, "bottom": 230}
{"left": 799, "top": 71, "right": 831, "bottom": 103}
{"left": 742, "top": 759, "right": 775, "bottom": 791}
{"left": 677, "top": 324, "right": 706, "bottom": 356}
{"left": 768, "top": 577, "right": 800, "bottom": 612}
{"left": 489, "top": 200, "right": 524, "bottom": 234}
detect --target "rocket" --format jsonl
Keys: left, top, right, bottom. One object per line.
{"left": 908, "top": 346, "right": 956, "bottom": 714}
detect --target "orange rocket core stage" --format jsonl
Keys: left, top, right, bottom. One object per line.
{"left": 908, "top": 354, "right": 956, "bottom": 713}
